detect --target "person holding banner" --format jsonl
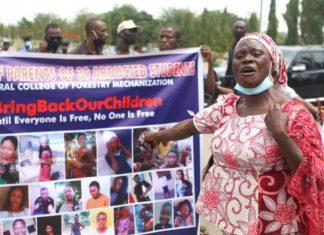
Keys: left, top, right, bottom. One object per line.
{"left": 159, "top": 24, "right": 217, "bottom": 97}
{"left": 38, "top": 23, "right": 63, "bottom": 54}
{"left": 145, "top": 32, "right": 324, "bottom": 234}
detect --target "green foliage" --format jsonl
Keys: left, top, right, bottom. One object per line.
{"left": 1, "top": 3, "right": 323, "bottom": 51}
{"left": 248, "top": 12, "right": 260, "bottom": 32}
{"left": 283, "top": 0, "right": 299, "bottom": 45}
{"left": 266, "top": 0, "right": 279, "bottom": 42}
{"left": 300, "top": 0, "right": 323, "bottom": 44}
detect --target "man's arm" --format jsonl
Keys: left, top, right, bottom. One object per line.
{"left": 201, "top": 46, "right": 217, "bottom": 96}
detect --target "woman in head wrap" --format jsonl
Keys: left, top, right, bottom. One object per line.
{"left": 145, "top": 32, "right": 324, "bottom": 234}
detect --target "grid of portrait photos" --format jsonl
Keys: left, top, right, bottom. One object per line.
{"left": 0, "top": 124, "right": 195, "bottom": 235}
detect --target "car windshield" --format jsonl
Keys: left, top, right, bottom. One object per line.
{"left": 279, "top": 47, "right": 300, "bottom": 67}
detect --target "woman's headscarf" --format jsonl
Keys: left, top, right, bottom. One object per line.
{"left": 234, "top": 32, "right": 287, "bottom": 86}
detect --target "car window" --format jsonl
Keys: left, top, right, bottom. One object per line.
{"left": 312, "top": 51, "right": 324, "bottom": 69}
{"left": 280, "top": 49, "right": 298, "bottom": 67}
{"left": 292, "top": 52, "right": 312, "bottom": 70}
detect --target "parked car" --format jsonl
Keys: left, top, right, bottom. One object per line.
{"left": 279, "top": 45, "right": 324, "bottom": 99}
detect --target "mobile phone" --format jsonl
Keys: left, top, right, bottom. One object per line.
{"left": 92, "top": 30, "right": 99, "bottom": 39}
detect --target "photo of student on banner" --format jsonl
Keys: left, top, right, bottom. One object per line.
{"left": 110, "top": 176, "right": 129, "bottom": 206}
{"left": 55, "top": 181, "right": 81, "bottom": 213}
{"left": 133, "top": 128, "right": 155, "bottom": 172}
{"left": 153, "top": 171, "right": 175, "bottom": 200}
{"left": 81, "top": 178, "right": 109, "bottom": 210}
{"left": 3, "top": 218, "right": 37, "bottom": 235}
{"left": 154, "top": 126, "right": 178, "bottom": 167}
{"left": 62, "top": 212, "right": 91, "bottom": 235}
{"left": 19, "top": 133, "right": 65, "bottom": 183}
{"left": 154, "top": 201, "right": 173, "bottom": 230}
{"left": 173, "top": 198, "right": 195, "bottom": 228}
{"left": 37, "top": 215, "right": 61, "bottom": 235}
{"left": 0, "top": 186, "right": 29, "bottom": 218}
{"left": 29, "top": 184, "right": 55, "bottom": 215}
{"left": 159, "top": 150, "right": 183, "bottom": 169}
{"left": 131, "top": 173, "right": 153, "bottom": 202}
{"left": 175, "top": 169, "right": 193, "bottom": 197}
{"left": 135, "top": 203, "right": 153, "bottom": 233}
{"left": 133, "top": 126, "right": 193, "bottom": 172}
{"left": 90, "top": 209, "right": 114, "bottom": 235}
{"left": 97, "top": 130, "right": 132, "bottom": 176}
{"left": 0, "top": 136, "right": 19, "bottom": 184}
{"left": 64, "top": 132, "right": 96, "bottom": 179}
{"left": 114, "top": 206, "right": 135, "bottom": 235}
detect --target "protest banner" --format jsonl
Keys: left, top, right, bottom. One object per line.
{"left": 0, "top": 48, "right": 204, "bottom": 235}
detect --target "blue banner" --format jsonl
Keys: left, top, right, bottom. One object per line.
{"left": 0, "top": 48, "right": 203, "bottom": 235}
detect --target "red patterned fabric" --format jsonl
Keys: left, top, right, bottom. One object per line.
{"left": 194, "top": 94, "right": 324, "bottom": 234}
{"left": 284, "top": 104, "right": 324, "bottom": 234}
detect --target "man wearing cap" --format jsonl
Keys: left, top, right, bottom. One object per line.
{"left": 106, "top": 19, "right": 142, "bottom": 55}
{"left": 70, "top": 18, "right": 108, "bottom": 55}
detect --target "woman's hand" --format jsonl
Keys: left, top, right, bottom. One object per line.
{"left": 265, "top": 103, "right": 289, "bottom": 138}
{"left": 144, "top": 131, "right": 160, "bottom": 148}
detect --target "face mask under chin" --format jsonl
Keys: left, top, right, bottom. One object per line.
{"left": 235, "top": 75, "right": 274, "bottom": 95}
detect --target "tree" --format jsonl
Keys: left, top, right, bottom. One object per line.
{"left": 283, "top": 0, "right": 299, "bottom": 45}
{"left": 248, "top": 12, "right": 260, "bottom": 32}
{"left": 32, "top": 13, "right": 66, "bottom": 39}
{"left": 101, "top": 5, "right": 140, "bottom": 45}
{"left": 266, "top": 0, "right": 278, "bottom": 42}
{"left": 71, "top": 10, "right": 97, "bottom": 41}
{"left": 17, "top": 17, "right": 33, "bottom": 39}
{"left": 300, "top": 0, "right": 323, "bottom": 44}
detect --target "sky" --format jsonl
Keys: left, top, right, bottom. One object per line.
{"left": 0, "top": 0, "right": 290, "bottom": 32}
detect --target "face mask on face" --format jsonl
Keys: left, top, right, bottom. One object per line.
{"left": 123, "top": 34, "right": 137, "bottom": 44}
{"left": 93, "top": 38, "right": 106, "bottom": 47}
{"left": 235, "top": 62, "right": 274, "bottom": 95}
{"left": 46, "top": 36, "right": 62, "bottom": 53}
{"left": 24, "top": 41, "right": 32, "bottom": 50}
{"left": 92, "top": 30, "right": 106, "bottom": 48}
{"left": 233, "top": 31, "right": 245, "bottom": 40}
